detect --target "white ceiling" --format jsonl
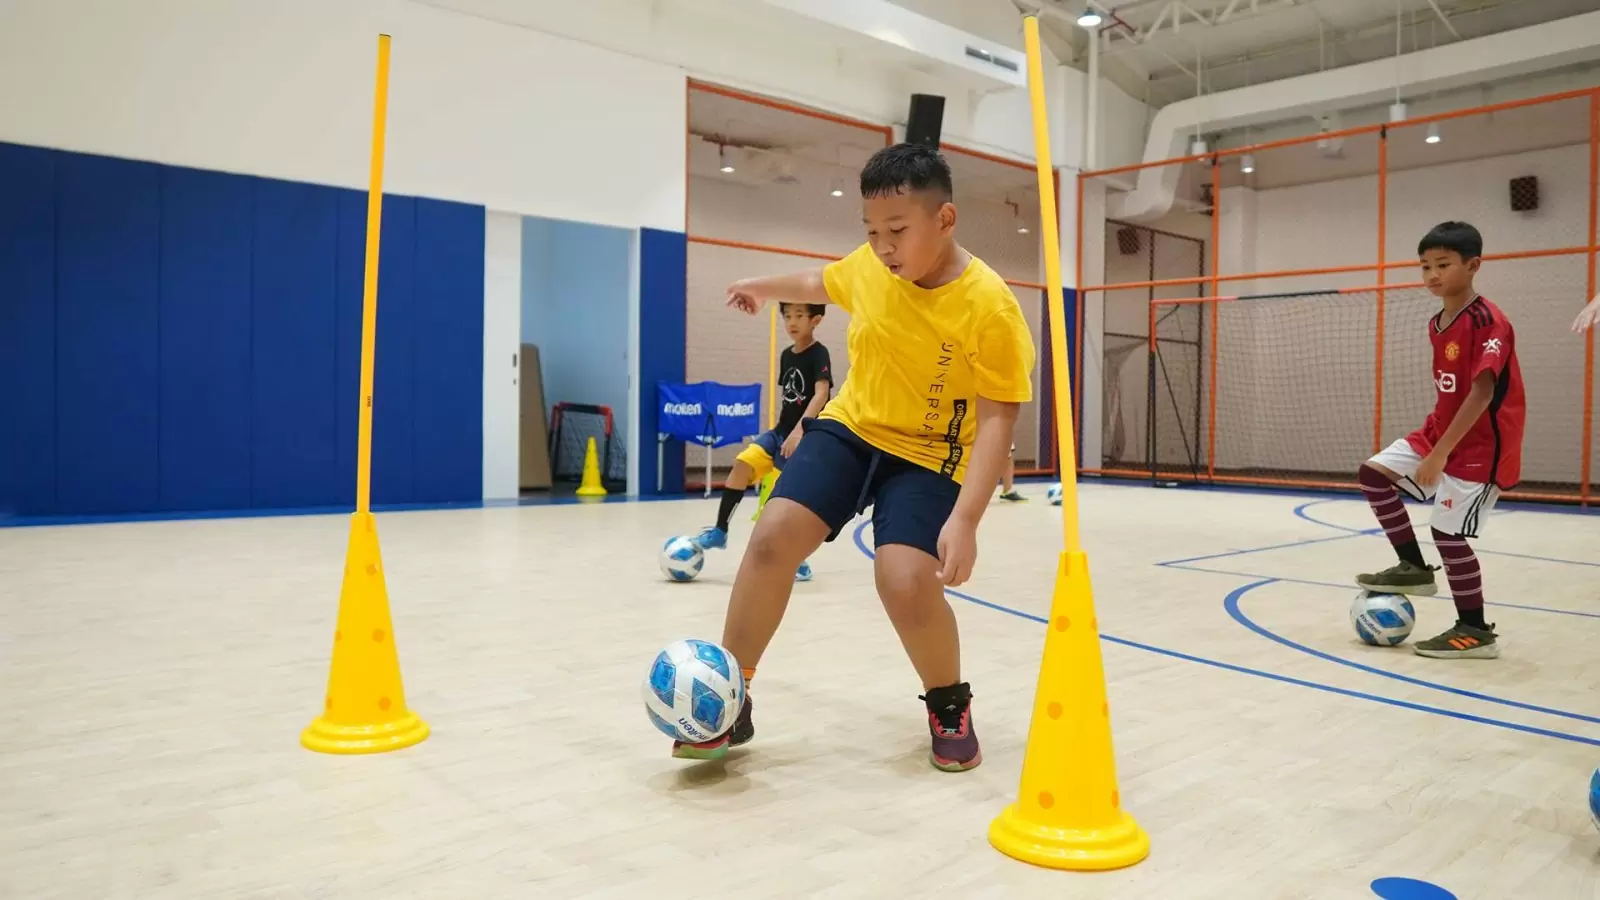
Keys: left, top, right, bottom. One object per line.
{"left": 934, "top": 0, "right": 1600, "bottom": 108}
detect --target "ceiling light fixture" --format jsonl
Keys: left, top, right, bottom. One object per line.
{"left": 1240, "top": 154, "right": 1255, "bottom": 174}
{"left": 1076, "top": 3, "right": 1102, "bottom": 28}
{"left": 718, "top": 145, "right": 734, "bottom": 173}
{"left": 1425, "top": 123, "right": 1441, "bottom": 144}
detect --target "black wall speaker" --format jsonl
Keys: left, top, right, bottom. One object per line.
{"left": 906, "top": 94, "right": 946, "bottom": 148}
{"left": 1510, "top": 175, "right": 1539, "bottom": 212}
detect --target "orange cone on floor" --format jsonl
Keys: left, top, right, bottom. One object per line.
{"left": 576, "top": 437, "right": 608, "bottom": 498}
{"left": 302, "top": 511, "right": 429, "bottom": 754}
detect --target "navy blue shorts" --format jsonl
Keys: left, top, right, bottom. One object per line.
{"left": 770, "top": 419, "right": 960, "bottom": 559}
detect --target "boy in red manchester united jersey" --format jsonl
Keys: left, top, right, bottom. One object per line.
{"left": 1355, "top": 221, "right": 1525, "bottom": 659}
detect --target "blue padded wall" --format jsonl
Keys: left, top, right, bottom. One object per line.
{"left": 55, "top": 154, "right": 162, "bottom": 515}
{"left": 637, "top": 227, "right": 688, "bottom": 495}
{"left": 251, "top": 178, "right": 341, "bottom": 509}
{"left": 0, "top": 141, "right": 486, "bottom": 519}
{"left": 160, "top": 167, "right": 254, "bottom": 511}
{"left": 412, "top": 198, "right": 485, "bottom": 504}
{"left": 0, "top": 145, "right": 57, "bottom": 516}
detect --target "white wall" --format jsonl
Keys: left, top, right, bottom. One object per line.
{"left": 0, "top": 0, "right": 687, "bottom": 232}
{"left": 482, "top": 211, "right": 522, "bottom": 500}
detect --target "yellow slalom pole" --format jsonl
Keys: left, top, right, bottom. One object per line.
{"left": 986, "top": 16, "right": 1149, "bottom": 869}
{"left": 302, "top": 33, "right": 429, "bottom": 755}
{"left": 768, "top": 303, "right": 779, "bottom": 428}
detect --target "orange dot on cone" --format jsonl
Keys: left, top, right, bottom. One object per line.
{"left": 1038, "top": 791, "right": 1055, "bottom": 809}
{"left": 372, "top": 629, "right": 385, "bottom": 643}
{"left": 1054, "top": 616, "right": 1070, "bottom": 631}
{"left": 1047, "top": 701, "right": 1062, "bottom": 719}
{"left": 378, "top": 697, "right": 391, "bottom": 711}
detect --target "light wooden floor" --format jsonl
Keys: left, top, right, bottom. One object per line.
{"left": 3, "top": 483, "right": 1598, "bottom": 899}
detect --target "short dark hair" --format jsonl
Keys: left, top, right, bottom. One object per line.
{"left": 1418, "top": 221, "right": 1482, "bottom": 259}
{"left": 859, "top": 142, "right": 954, "bottom": 204}
{"left": 780, "top": 302, "right": 826, "bottom": 318}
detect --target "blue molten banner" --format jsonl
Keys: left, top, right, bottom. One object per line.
{"left": 657, "top": 382, "right": 761, "bottom": 448}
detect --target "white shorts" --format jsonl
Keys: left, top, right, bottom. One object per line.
{"left": 1368, "top": 438, "right": 1499, "bottom": 538}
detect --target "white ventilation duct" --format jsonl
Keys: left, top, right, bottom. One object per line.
{"left": 1111, "top": 10, "right": 1600, "bottom": 222}
{"left": 756, "top": 0, "right": 1026, "bottom": 89}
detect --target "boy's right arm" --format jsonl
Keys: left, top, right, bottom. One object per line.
{"left": 727, "top": 270, "right": 830, "bottom": 314}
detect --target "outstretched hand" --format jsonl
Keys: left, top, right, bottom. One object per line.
{"left": 727, "top": 281, "right": 766, "bottom": 315}
{"left": 1574, "top": 295, "right": 1600, "bottom": 334}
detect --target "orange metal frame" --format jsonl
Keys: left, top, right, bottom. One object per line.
{"left": 1074, "top": 86, "right": 1600, "bottom": 505}
{"left": 684, "top": 82, "right": 1062, "bottom": 486}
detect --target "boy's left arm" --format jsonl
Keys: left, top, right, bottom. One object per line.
{"left": 1417, "top": 371, "right": 1494, "bottom": 487}
{"left": 935, "top": 305, "right": 1036, "bottom": 587}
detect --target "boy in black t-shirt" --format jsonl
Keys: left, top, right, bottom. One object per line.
{"left": 691, "top": 303, "right": 832, "bottom": 581}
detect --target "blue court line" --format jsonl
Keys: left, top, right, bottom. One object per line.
{"left": 1156, "top": 499, "right": 1600, "bottom": 619}
{"left": 1161, "top": 561, "right": 1600, "bottom": 621}
{"left": 847, "top": 522, "right": 1600, "bottom": 748}
{"left": 1292, "top": 499, "right": 1600, "bottom": 568}
{"left": 1225, "top": 580, "right": 1600, "bottom": 726}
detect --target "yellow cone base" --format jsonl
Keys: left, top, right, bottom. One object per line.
{"left": 302, "top": 511, "right": 428, "bottom": 755}
{"left": 989, "top": 549, "right": 1149, "bottom": 871}
{"left": 302, "top": 711, "right": 430, "bottom": 755}
{"left": 575, "top": 436, "right": 608, "bottom": 498}
{"left": 988, "top": 803, "right": 1150, "bottom": 871}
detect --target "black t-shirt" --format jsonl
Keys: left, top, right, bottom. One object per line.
{"left": 775, "top": 342, "right": 832, "bottom": 439}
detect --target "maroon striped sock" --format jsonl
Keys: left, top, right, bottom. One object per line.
{"left": 1359, "top": 465, "right": 1423, "bottom": 567}
{"left": 1431, "top": 527, "right": 1486, "bottom": 628}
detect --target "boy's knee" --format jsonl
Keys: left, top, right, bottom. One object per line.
{"left": 744, "top": 502, "right": 822, "bottom": 568}
{"left": 875, "top": 555, "right": 938, "bottom": 627}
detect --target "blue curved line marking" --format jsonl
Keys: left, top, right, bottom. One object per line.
{"left": 1162, "top": 499, "right": 1600, "bottom": 619}
{"left": 1161, "top": 561, "right": 1600, "bottom": 621}
{"left": 848, "top": 521, "right": 1600, "bottom": 748}
{"left": 1294, "top": 499, "right": 1600, "bottom": 569}
{"left": 1225, "top": 581, "right": 1600, "bottom": 725}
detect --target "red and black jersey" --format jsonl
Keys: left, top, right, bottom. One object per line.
{"left": 1404, "top": 295, "right": 1525, "bottom": 490}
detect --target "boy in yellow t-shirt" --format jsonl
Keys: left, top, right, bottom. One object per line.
{"left": 670, "top": 143, "right": 1037, "bottom": 772}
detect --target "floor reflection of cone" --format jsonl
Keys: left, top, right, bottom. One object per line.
{"left": 576, "top": 436, "right": 608, "bottom": 498}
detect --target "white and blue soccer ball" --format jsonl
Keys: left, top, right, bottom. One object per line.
{"left": 1350, "top": 591, "right": 1417, "bottom": 646}
{"left": 1588, "top": 768, "right": 1600, "bottom": 832}
{"left": 659, "top": 536, "right": 704, "bottom": 582}
{"left": 642, "top": 639, "right": 745, "bottom": 744}
{"left": 1046, "top": 483, "right": 1063, "bottom": 506}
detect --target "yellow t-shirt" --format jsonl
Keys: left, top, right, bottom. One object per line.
{"left": 819, "top": 243, "right": 1036, "bottom": 483}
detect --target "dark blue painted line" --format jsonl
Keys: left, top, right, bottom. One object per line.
{"left": 1160, "top": 561, "right": 1600, "bottom": 621}
{"left": 1156, "top": 529, "right": 1365, "bottom": 567}
{"left": 1293, "top": 499, "right": 1600, "bottom": 569}
{"left": 1155, "top": 500, "right": 1600, "bottom": 619}
{"left": 1225, "top": 579, "right": 1600, "bottom": 726}
{"left": 848, "top": 522, "right": 1600, "bottom": 748}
